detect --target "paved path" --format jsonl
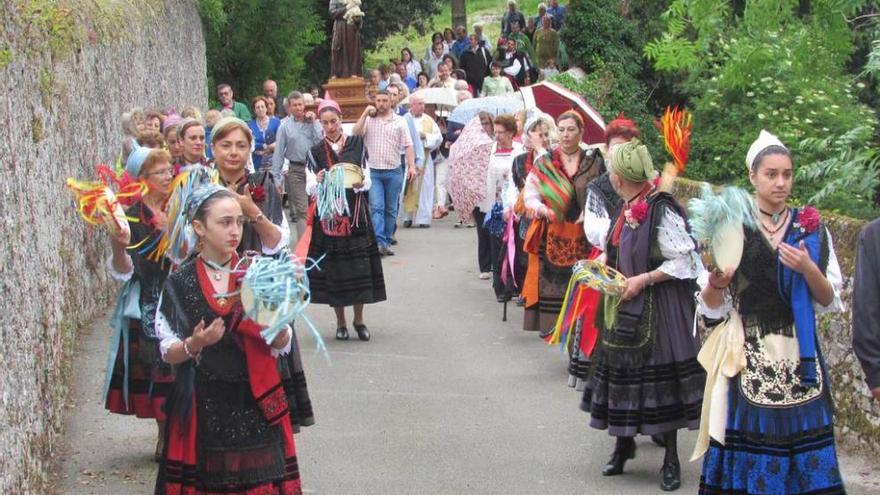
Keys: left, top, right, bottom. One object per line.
{"left": 54, "top": 217, "right": 879, "bottom": 494}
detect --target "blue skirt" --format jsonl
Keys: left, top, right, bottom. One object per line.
{"left": 699, "top": 355, "right": 845, "bottom": 494}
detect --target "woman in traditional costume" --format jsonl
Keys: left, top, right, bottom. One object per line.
{"left": 580, "top": 140, "right": 704, "bottom": 491}
{"left": 522, "top": 111, "right": 604, "bottom": 333}
{"left": 506, "top": 112, "right": 556, "bottom": 302}
{"left": 211, "top": 117, "right": 289, "bottom": 256}
{"left": 154, "top": 185, "right": 302, "bottom": 495}
{"left": 106, "top": 147, "right": 176, "bottom": 460}
{"left": 562, "top": 116, "right": 635, "bottom": 391}
{"left": 306, "top": 99, "right": 386, "bottom": 342}
{"left": 209, "top": 116, "right": 313, "bottom": 430}
{"left": 696, "top": 131, "right": 845, "bottom": 494}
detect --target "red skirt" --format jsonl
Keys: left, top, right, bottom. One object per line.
{"left": 104, "top": 320, "right": 173, "bottom": 420}
{"left": 157, "top": 395, "right": 302, "bottom": 495}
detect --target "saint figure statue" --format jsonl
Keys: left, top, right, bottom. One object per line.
{"left": 330, "top": 0, "right": 364, "bottom": 78}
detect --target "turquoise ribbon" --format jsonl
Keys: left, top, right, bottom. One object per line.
{"left": 102, "top": 279, "right": 142, "bottom": 408}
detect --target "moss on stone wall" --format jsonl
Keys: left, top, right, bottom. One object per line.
{"left": 0, "top": 1, "right": 206, "bottom": 492}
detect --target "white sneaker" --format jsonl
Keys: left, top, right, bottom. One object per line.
{"left": 479, "top": 272, "right": 491, "bottom": 280}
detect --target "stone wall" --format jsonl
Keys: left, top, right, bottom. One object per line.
{"left": 675, "top": 178, "right": 880, "bottom": 455}
{"left": 0, "top": 1, "right": 206, "bottom": 492}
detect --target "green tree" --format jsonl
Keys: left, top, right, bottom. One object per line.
{"left": 644, "top": 0, "right": 880, "bottom": 217}
{"left": 198, "top": 0, "right": 324, "bottom": 103}
{"left": 555, "top": 0, "right": 671, "bottom": 152}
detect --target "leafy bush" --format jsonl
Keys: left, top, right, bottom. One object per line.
{"left": 644, "top": 0, "right": 880, "bottom": 218}
{"left": 557, "top": 0, "right": 670, "bottom": 154}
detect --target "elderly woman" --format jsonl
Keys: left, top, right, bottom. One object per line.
{"left": 107, "top": 147, "right": 175, "bottom": 460}
{"left": 474, "top": 115, "right": 523, "bottom": 294}
{"left": 248, "top": 96, "right": 281, "bottom": 171}
{"left": 522, "top": 111, "right": 603, "bottom": 333}
{"left": 696, "top": 131, "right": 845, "bottom": 495}
{"left": 580, "top": 140, "right": 704, "bottom": 491}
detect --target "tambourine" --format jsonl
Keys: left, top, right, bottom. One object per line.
{"left": 330, "top": 162, "right": 365, "bottom": 189}
{"left": 239, "top": 256, "right": 309, "bottom": 334}
{"left": 573, "top": 259, "right": 628, "bottom": 296}
{"left": 701, "top": 221, "right": 745, "bottom": 273}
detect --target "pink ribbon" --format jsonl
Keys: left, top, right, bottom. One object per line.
{"left": 501, "top": 213, "right": 517, "bottom": 288}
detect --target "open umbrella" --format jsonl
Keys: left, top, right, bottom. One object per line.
{"left": 448, "top": 94, "right": 526, "bottom": 124}
{"left": 446, "top": 116, "right": 494, "bottom": 223}
{"left": 404, "top": 87, "right": 459, "bottom": 108}
{"left": 519, "top": 81, "right": 606, "bottom": 144}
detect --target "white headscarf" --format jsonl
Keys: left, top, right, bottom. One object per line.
{"left": 745, "top": 130, "right": 786, "bottom": 172}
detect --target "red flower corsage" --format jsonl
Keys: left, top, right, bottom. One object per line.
{"left": 794, "top": 205, "right": 820, "bottom": 234}
{"left": 624, "top": 201, "right": 649, "bottom": 229}
{"left": 250, "top": 185, "right": 267, "bottom": 203}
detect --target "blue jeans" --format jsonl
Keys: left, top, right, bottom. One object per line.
{"left": 369, "top": 166, "right": 404, "bottom": 248}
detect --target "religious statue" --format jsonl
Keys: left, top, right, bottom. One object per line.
{"left": 330, "top": 0, "right": 364, "bottom": 79}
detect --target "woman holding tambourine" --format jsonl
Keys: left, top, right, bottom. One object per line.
{"left": 695, "top": 131, "right": 846, "bottom": 495}
{"left": 579, "top": 140, "right": 704, "bottom": 491}
{"left": 306, "top": 99, "right": 387, "bottom": 342}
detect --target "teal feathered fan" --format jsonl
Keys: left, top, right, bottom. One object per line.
{"left": 688, "top": 184, "right": 757, "bottom": 272}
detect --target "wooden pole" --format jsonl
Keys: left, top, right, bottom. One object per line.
{"left": 451, "top": 0, "right": 467, "bottom": 30}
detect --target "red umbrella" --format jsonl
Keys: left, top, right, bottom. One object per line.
{"left": 447, "top": 117, "right": 494, "bottom": 223}
{"left": 520, "top": 81, "right": 606, "bottom": 144}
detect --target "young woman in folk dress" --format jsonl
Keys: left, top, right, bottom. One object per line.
{"left": 697, "top": 131, "right": 846, "bottom": 495}
{"left": 306, "top": 100, "right": 386, "bottom": 342}
{"left": 154, "top": 186, "right": 303, "bottom": 495}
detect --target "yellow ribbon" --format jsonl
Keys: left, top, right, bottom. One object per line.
{"left": 690, "top": 309, "right": 746, "bottom": 462}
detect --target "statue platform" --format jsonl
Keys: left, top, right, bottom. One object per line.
{"left": 323, "top": 77, "right": 370, "bottom": 122}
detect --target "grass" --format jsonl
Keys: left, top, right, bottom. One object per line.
{"left": 365, "top": 0, "right": 544, "bottom": 69}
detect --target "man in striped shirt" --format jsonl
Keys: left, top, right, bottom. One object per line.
{"left": 352, "top": 90, "right": 417, "bottom": 255}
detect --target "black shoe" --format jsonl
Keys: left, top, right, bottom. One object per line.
{"left": 660, "top": 459, "right": 681, "bottom": 491}
{"left": 353, "top": 323, "right": 371, "bottom": 341}
{"left": 651, "top": 434, "right": 666, "bottom": 447}
{"left": 418, "top": 224, "right": 431, "bottom": 228}
{"left": 390, "top": 238, "right": 398, "bottom": 245}
{"left": 336, "top": 327, "right": 349, "bottom": 340}
{"left": 403, "top": 220, "right": 413, "bottom": 228}
{"left": 384, "top": 247, "right": 395, "bottom": 256}
{"left": 602, "top": 441, "right": 636, "bottom": 476}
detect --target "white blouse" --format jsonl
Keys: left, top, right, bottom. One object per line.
{"left": 581, "top": 188, "right": 702, "bottom": 281}
{"left": 478, "top": 142, "right": 523, "bottom": 213}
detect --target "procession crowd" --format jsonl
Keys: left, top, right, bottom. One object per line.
{"left": 93, "top": 2, "right": 880, "bottom": 493}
